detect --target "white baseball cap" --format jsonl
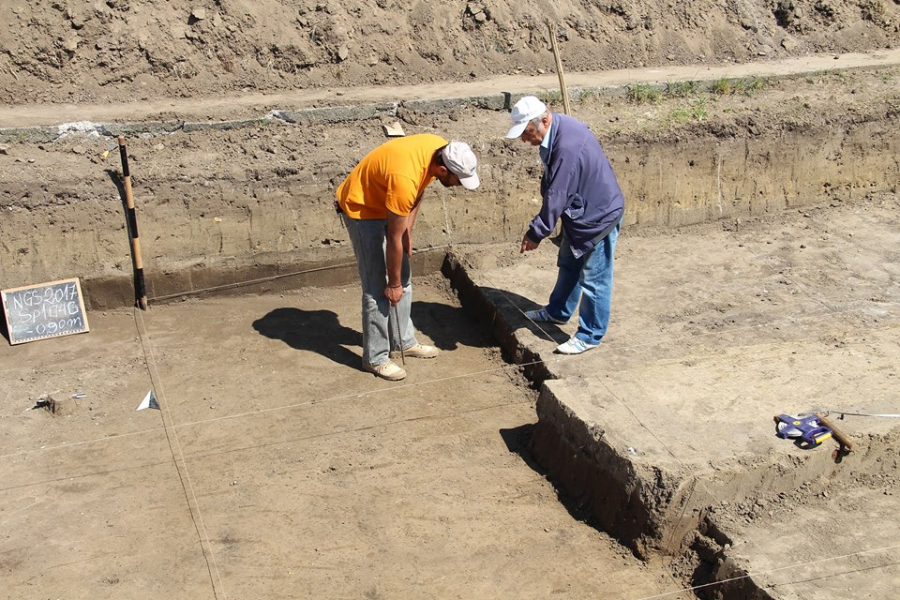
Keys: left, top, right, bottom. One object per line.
{"left": 505, "top": 96, "right": 548, "bottom": 139}
{"left": 441, "top": 141, "right": 480, "bottom": 190}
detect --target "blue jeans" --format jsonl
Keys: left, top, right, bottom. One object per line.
{"left": 545, "top": 225, "right": 619, "bottom": 345}
{"left": 343, "top": 215, "right": 418, "bottom": 366}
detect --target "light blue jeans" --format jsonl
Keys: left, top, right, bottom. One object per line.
{"left": 545, "top": 224, "right": 619, "bottom": 345}
{"left": 343, "top": 215, "right": 417, "bottom": 366}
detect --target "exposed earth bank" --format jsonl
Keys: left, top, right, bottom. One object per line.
{"left": 1, "top": 0, "right": 898, "bottom": 105}
{"left": 1, "top": 64, "right": 897, "bottom": 308}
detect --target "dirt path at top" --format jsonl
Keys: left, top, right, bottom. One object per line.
{"left": 2, "top": 50, "right": 899, "bottom": 128}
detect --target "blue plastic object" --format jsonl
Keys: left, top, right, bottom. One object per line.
{"left": 775, "top": 414, "right": 833, "bottom": 447}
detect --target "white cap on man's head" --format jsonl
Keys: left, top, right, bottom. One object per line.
{"left": 505, "top": 96, "right": 548, "bottom": 139}
{"left": 441, "top": 141, "right": 480, "bottom": 190}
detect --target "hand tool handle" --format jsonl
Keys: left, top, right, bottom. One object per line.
{"left": 391, "top": 305, "right": 405, "bottom": 365}
{"left": 815, "top": 412, "right": 854, "bottom": 451}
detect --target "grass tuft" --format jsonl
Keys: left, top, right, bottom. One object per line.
{"left": 578, "top": 88, "right": 598, "bottom": 102}
{"left": 711, "top": 76, "right": 768, "bottom": 96}
{"left": 664, "top": 80, "right": 699, "bottom": 98}
{"left": 539, "top": 90, "right": 563, "bottom": 105}
{"left": 627, "top": 83, "right": 662, "bottom": 104}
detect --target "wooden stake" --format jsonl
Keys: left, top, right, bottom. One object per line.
{"left": 117, "top": 136, "right": 148, "bottom": 310}
{"left": 548, "top": 24, "right": 571, "bottom": 115}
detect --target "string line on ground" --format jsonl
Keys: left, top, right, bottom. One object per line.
{"left": 631, "top": 543, "right": 900, "bottom": 600}
{"left": 146, "top": 244, "right": 453, "bottom": 302}
{"left": 0, "top": 356, "right": 552, "bottom": 460}
{"left": 134, "top": 307, "right": 228, "bottom": 600}
{"left": 2, "top": 295, "right": 884, "bottom": 461}
{"left": 0, "top": 398, "right": 532, "bottom": 496}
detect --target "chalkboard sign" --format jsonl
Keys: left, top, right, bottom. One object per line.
{"left": 2, "top": 278, "right": 90, "bottom": 345}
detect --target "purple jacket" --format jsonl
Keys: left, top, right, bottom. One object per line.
{"left": 526, "top": 113, "right": 624, "bottom": 258}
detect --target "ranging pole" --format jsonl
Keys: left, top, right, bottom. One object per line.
{"left": 117, "top": 136, "right": 148, "bottom": 310}
{"left": 548, "top": 24, "right": 571, "bottom": 115}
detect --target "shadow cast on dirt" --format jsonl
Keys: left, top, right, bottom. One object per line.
{"left": 254, "top": 299, "right": 495, "bottom": 368}
{"left": 252, "top": 307, "right": 362, "bottom": 369}
{"left": 476, "top": 287, "right": 569, "bottom": 343}
{"left": 500, "top": 423, "right": 608, "bottom": 534}
{"left": 411, "top": 300, "right": 494, "bottom": 351}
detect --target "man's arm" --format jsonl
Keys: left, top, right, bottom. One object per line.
{"left": 408, "top": 193, "right": 423, "bottom": 229}
{"left": 385, "top": 210, "right": 409, "bottom": 306}
{"left": 527, "top": 150, "right": 580, "bottom": 243}
{"left": 521, "top": 154, "right": 575, "bottom": 253}
{"left": 403, "top": 194, "right": 424, "bottom": 256}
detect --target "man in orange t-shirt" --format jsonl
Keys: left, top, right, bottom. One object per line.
{"left": 336, "top": 134, "right": 480, "bottom": 381}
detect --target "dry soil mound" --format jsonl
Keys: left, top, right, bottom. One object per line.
{"left": 2, "top": 0, "right": 898, "bottom": 106}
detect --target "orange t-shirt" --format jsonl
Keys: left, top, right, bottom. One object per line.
{"left": 336, "top": 134, "right": 447, "bottom": 220}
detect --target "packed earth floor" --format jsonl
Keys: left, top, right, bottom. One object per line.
{"left": 2, "top": 193, "right": 898, "bottom": 599}
{"left": 2, "top": 277, "right": 691, "bottom": 600}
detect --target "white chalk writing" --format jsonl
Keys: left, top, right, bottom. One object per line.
{"left": 3, "top": 280, "right": 88, "bottom": 343}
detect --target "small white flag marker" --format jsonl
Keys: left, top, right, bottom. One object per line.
{"left": 137, "top": 390, "right": 160, "bottom": 411}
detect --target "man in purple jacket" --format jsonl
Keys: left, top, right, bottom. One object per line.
{"left": 506, "top": 96, "right": 625, "bottom": 354}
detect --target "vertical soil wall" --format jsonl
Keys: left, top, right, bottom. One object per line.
{"left": 1, "top": 109, "right": 897, "bottom": 308}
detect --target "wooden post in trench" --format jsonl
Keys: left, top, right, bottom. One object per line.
{"left": 548, "top": 24, "right": 572, "bottom": 115}
{"left": 117, "top": 136, "right": 148, "bottom": 310}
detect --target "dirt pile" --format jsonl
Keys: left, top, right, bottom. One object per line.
{"left": 1, "top": 0, "right": 898, "bottom": 106}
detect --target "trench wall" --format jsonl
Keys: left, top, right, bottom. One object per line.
{"left": 1, "top": 114, "right": 897, "bottom": 308}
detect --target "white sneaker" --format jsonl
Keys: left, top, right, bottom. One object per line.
{"left": 556, "top": 337, "right": 598, "bottom": 355}
{"left": 402, "top": 343, "right": 440, "bottom": 359}
{"left": 364, "top": 361, "right": 407, "bottom": 381}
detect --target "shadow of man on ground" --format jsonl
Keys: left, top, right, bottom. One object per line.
{"left": 411, "top": 300, "right": 495, "bottom": 351}
{"left": 252, "top": 308, "right": 362, "bottom": 369}
{"left": 500, "top": 424, "right": 601, "bottom": 532}
{"left": 476, "top": 287, "right": 570, "bottom": 343}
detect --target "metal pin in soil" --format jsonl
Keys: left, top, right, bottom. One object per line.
{"left": 392, "top": 304, "right": 405, "bottom": 365}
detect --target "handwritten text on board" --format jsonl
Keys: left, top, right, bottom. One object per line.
{"left": 2, "top": 278, "right": 90, "bottom": 345}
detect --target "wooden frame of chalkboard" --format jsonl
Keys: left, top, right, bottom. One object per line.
{"left": 1, "top": 278, "right": 90, "bottom": 345}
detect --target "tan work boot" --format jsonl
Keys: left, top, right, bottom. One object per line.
{"left": 364, "top": 361, "right": 407, "bottom": 381}
{"left": 402, "top": 343, "right": 440, "bottom": 359}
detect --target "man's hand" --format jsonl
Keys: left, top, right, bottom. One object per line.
{"left": 384, "top": 284, "right": 403, "bottom": 306}
{"left": 520, "top": 232, "right": 539, "bottom": 253}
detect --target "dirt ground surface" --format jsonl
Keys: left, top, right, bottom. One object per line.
{"left": 2, "top": 194, "right": 898, "bottom": 599}
{"left": 454, "top": 192, "right": 900, "bottom": 598}
{"left": 1, "top": 49, "right": 899, "bottom": 128}
{"left": 0, "top": 278, "right": 692, "bottom": 600}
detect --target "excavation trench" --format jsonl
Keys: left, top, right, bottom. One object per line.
{"left": 2, "top": 68, "right": 899, "bottom": 598}
{"left": 438, "top": 179, "right": 900, "bottom": 600}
